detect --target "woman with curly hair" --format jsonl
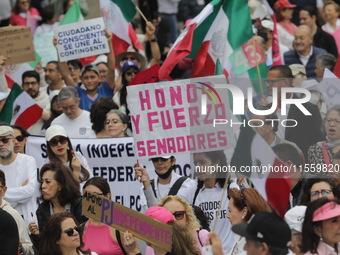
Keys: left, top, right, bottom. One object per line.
{"left": 39, "top": 212, "right": 97, "bottom": 255}
{"left": 89, "top": 97, "right": 118, "bottom": 138}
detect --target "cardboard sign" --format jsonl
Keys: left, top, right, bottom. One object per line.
{"left": 82, "top": 191, "right": 172, "bottom": 251}
{"left": 55, "top": 17, "right": 109, "bottom": 62}
{"left": 0, "top": 26, "right": 35, "bottom": 65}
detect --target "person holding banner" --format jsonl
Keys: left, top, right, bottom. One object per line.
{"left": 193, "top": 150, "right": 238, "bottom": 254}
{"left": 45, "top": 124, "right": 91, "bottom": 187}
{"left": 82, "top": 177, "right": 134, "bottom": 255}
{"left": 134, "top": 155, "right": 196, "bottom": 213}
{"left": 39, "top": 212, "right": 98, "bottom": 255}
{"left": 55, "top": 29, "right": 116, "bottom": 112}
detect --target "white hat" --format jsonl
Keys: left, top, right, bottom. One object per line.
{"left": 149, "top": 156, "right": 172, "bottom": 161}
{"left": 284, "top": 205, "right": 307, "bottom": 232}
{"left": 0, "top": 126, "right": 14, "bottom": 137}
{"left": 289, "top": 64, "right": 306, "bottom": 76}
{"left": 0, "top": 91, "right": 10, "bottom": 101}
{"left": 261, "top": 20, "right": 274, "bottom": 31}
{"left": 45, "top": 125, "right": 68, "bottom": 141}
{"left": 92, "top": 54, "right": 108, "bottom": 65}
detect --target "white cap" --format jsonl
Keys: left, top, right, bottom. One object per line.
{"left": 0, "top": 91, "right": 10, "bottom": 101}
{"left": 0, "top": 126, "right": 14, "bottom": 137}
{"left": 92, "top": 54, "right": 108, "bottom": 65}
{"left": 261, "top": 20, "right": 274, "bottom": 31}
{"left": 45, "top": 125, "right": 68, "bottom": 141}
{"left": 284, "top": 205, "right": 307, "bottom": 232}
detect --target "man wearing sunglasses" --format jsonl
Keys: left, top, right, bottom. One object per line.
{"left": 134, "top": 155, "right": 196, "bottom": 213}
{"left": 21, "top": 70, "right": 51, "bottom": 135}
{"left": 0, "top": 125, "right": 39, "bottom": 227}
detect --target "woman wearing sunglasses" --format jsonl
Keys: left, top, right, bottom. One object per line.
{"left": 155, "top": 195, "right": 209, "bottom": 254}
{"left": 29, "top": 163, "right": 83, "bottom": 247}
{"left": 192, "top": 150, "right": 238, "bottom": 254}
{"left": 39, "top": 212, "right": 98, "bottom": 255}
{"left": 301, "top": 198, "right": 340, "bottom": 255}
{"left": 113, "top": 61, "right": 140, "bottom": 115}
{"left": 45, "top": 125, "right": 91, "bottom": 187}
{"left": 82, "top": 177, "right": 133, "bottom": 255}
{"left": 301, "top": 176, "right": 339, "bottom": 204}
{"left": 11, "top": 125, "right": 29, "bottom": 154}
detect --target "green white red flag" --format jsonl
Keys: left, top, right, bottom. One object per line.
{"left": 159, "top": 0, "right": 267, "bottom": 83}
{"left": 230, "top": 121, "right": 291, "bottom": 217}
{"left": 99, "top": 0, "right": 144, "bottom": 57}
{"left": 0, "top": 83, "right": 43, "bottom": 130}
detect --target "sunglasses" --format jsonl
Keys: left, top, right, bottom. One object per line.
{"left": 122, "top": 57, "right": 137, "bottom": 61}
{"left": 49, "top": 136, "right": 68, "bottom": 147}
{"left": 310, "top": 189, "right": 332, "bottom": 197}
{"left": 15, "top": 135, "right": 25, "bottom": 142}
{"left": 173, "top": 211, "right": 186, "bottom": 220}
{"left": 64, "top": 226, "right": 83, "bottom": 237}
{"left": 0, "top": 137, "right": 12, "bottom": 144}
{"left": 126, "top": 70, "right": 139, "bottom": 76}
{"left": 151, "top": 157, "right": 170, "bottom": 163}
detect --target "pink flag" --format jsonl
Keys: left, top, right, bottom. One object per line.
{"left": 271, "top": 14, "right": 282, "bottom": 66}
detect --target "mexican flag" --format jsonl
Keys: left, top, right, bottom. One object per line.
{"left": 0, "top": 83, "right": 43, "bottom": 130}
{"left": 99, "top": 0, "right": 144, "bottom": 58}
{"left": 59, "top": 0, "right": 84, "bottom": 25}
{"left": 159, "top": 0, "right": 267, "bottom": 92}
{"left": 230, "top": 121, "right": 291, "bottom": 217}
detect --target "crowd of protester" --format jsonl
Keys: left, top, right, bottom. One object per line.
{"left": 1, "top": 0, "right": 340, "bottom": 254}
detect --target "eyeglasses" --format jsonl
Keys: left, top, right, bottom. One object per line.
{"left": 326, "top": 118, "right": 340, "bottom": 125}
{"left": 151, "top": 157, "right": 170, "bottom": 163}
{"left": 14, "top": 135, "right": 25, "bottom": 142}
{"left": 23, "top": 81, "right": 38, "bottom": 86}
{"left": 0, "top": 137, "right": 12, "bottom": 144}
{"left": 126, "top": 70, "right": 139, "bottom": 76}
{"left": 49, "top": 136, "right": 68, "bottom": 147}
{"left": 173, "top": 211, "right": 186, "bottom": 220}
{"left": 104, "top": 119, "right": 122, "bottom": 125}
{"left": 64, "top": 226, "right": 82, "bottom": 237}
{"left": 310, "top": 189, "right": 332, "bottom": 197}
{"left": 122, "top": 57, "right": 137, "bottom": 61}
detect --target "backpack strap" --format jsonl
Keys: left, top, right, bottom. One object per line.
{"left": 150, "top": 179, "right": 157, "bottom": 198}
{"left": 192, "top": 186, "right": 201, "bottom": 205}
{"left": 115, "top": 230, "right": 128, "bottom": 255}
{"left": 168, "top": 177, "right": 189, "bottom": 196}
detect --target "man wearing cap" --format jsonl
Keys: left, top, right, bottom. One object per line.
{"left": 284, "top": 206, "right": 306, "bottom": 255}
{"left": 134, "top": 155, "right": 196, "bottom": 213}
{"left": 21, "top": 70, "right": 51, "bottom": 135}
{"left": 0, "top": 125, "right": 38, "bottom": 227}
{"left": 51, "top": 86, "right": 95, "bottom": 138}
{"left": 56, "top": 30, "right": 115, "bottom": 111}
{"left": 284, "top": 25, "right": 326, "bottom": 78}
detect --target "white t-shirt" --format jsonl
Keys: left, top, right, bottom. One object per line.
{"left": 2, "top": 153, "right": 39, "bottom": 226}
{"left": 51, "top": 110, "right": 96, "bottom": 138}
{"left": 194, "top": 181, "right": 239, "bottom": 254}
{"left": 140, "top": 171, "right": 197, "bottom": 213}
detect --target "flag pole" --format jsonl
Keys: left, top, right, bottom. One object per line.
{"left": 252, "top": 37, "right": 265, "bottom": 97}
{"left": 136, "top": 6, "right": 149, "bottom": 23}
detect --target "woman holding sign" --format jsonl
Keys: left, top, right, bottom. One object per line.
{"left": 82, "top": 177, "right": 135, "bottom": 255}
{"left": 39, "top": 212, "right": 98, "bottom": 255}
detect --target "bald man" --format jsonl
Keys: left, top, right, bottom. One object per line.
{"left": 284, "top": 25, "right": 326, "bottom": 78}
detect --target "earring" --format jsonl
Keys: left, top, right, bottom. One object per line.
{"left": 241, "top": 216, "right": 245, "bottom": 220}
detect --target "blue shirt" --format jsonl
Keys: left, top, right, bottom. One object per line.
{"left": 77, "top": 81, "right": 113, "bottom": 111}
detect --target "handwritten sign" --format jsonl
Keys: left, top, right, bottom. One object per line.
{"left": 127, "top": 76, "right": 236, "bottom": 158}
{"left": 55, "top": 17, "right": 109, "bottom": 62}
{"left": 0, "top": 26, "right": 35, "bottom": 65}
{"left": 82, "top": 191, "right": 172, "bottom": 251}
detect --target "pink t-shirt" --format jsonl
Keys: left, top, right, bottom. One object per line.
{"left": 9, "top": 8, "right": 40, "bottom": 33}
{"left": 82, "top": 221, "right": 125, "bottom": 255}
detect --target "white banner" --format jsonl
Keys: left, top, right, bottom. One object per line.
{"left": 55, "top": 17, "right": 109, "bottom": 62}
{"left": 127, "top": 75, "right": 236, "bottom": 159}
{"left": 26, "top": 136, "right": 192, "bottom": 212}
